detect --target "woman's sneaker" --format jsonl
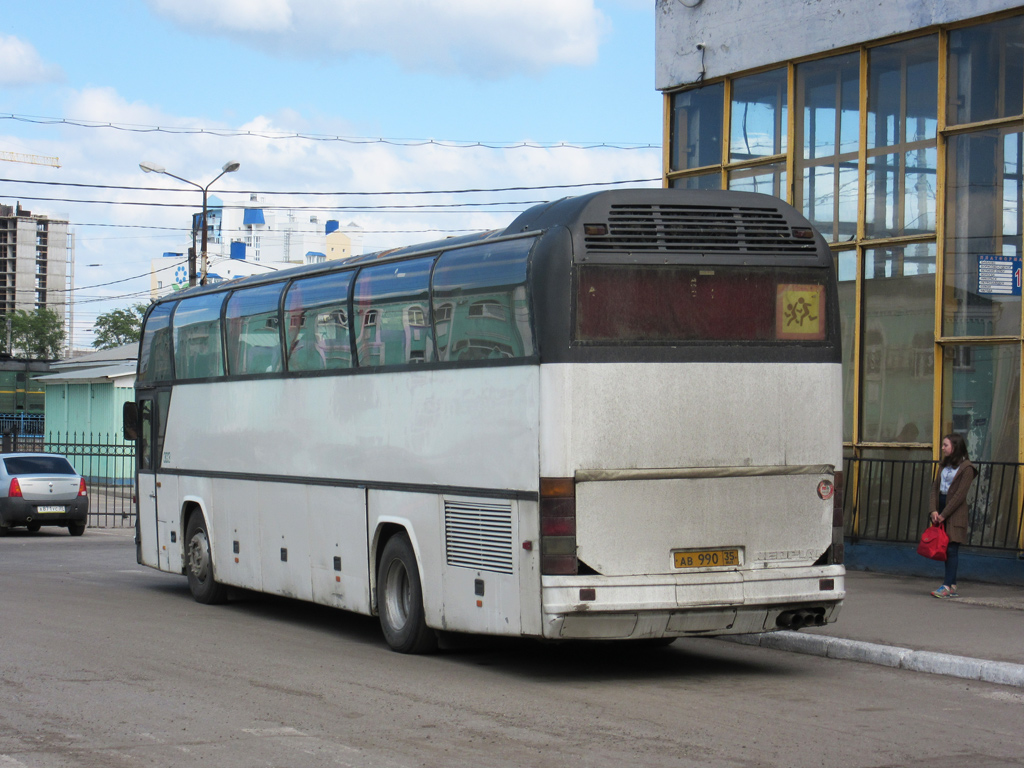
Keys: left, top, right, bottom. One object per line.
{"left": 931, "top": 585, "right": 955, "bottom": 598}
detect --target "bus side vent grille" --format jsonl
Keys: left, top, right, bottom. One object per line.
{"left": 445, "top": 500, "right": 514, "bottom": 575}
{"left": 584, "top": 204, "right": 818, "bottom": 255}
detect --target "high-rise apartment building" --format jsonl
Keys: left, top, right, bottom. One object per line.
{"left": 0, "top": 202, "right": 71, "bottom": 330}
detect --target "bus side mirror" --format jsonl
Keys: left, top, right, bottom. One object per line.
{"left": 123, "top": 401, "right": 139, "bottom": 442}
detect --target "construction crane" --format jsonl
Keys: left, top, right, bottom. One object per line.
{"left": 0, "top": 150, "right": 60, "bottom": 168}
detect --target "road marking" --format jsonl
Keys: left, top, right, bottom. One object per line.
{"left": 242, "top": 727, "right": 308, "bottom": 737}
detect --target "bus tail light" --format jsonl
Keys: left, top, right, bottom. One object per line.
{"left": 540, "top": 477, "right": 577, "bottom": 575}
{"left": 8, "top": 478, "right": 22, "bottom": 498}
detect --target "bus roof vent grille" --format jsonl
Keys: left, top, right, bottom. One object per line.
{"left": 445, "top": 500, "right": 514, "bottom": 575}
{"left": 583, "top": 204, "right": 818, "bottom": 255}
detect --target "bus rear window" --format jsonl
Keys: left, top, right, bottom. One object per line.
{"left": 576, "top": 265, "right": 827, "bottom": 343}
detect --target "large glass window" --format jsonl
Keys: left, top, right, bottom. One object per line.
{"left": 670, "top": 172, "right": 721, "bottom": 190}
{"left": 138, "top": 302, "right": 175, "bottom": 383}
{"left": 431, "top": 239, "right": 534, "bottom": 361}
{"left": 943, "top": 343, "right": 1020, "bottom": 462}
{"left": 284, "top": 271, "right": 354, "bottom": 372}
{"left": 728, "top": 162, "right": 786, "bottom": 198}
{"left": 730, "top": 68, "right": 788, "bottom": 162}
{"left": 670, "top": 82, "right": 723, "bottom": 172}
{"left": 353, "top": 257, "right": 434, "bottom": 367}
{"left": 837, "top": 250, "right": 856, "bottom": 442}
{"left": 944, "top": 129, "right": 1024, "bottom": 337}
{"left": 172, "top": 293, "right": 225, "bottom": 380}
{"left": 865, "top": 37, "right": 938, "bottom": 238}
{"left": 795, "top": 53, "right": 860, "bottom": 242}
{"left": 948, "top": 17, "right": 1024, "bottom": 127}
{"left": 225, "top": 282, "right": 284, "bottom": 376}
{"left": 860, "top": 243, "right": 935, "bottom": 444}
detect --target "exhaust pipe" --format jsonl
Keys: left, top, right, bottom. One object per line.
{"left": 776, "top": 608, "right": 826, "bottom": 630}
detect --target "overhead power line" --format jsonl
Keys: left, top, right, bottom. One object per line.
{"left": 0, "top": 113, "right": 662, "bottom": 151}
{"left": 0, "top": 175, "right": 661, "bottom": 197}
{"left": 0, "top": 194, "right": 551, "bottom": 212}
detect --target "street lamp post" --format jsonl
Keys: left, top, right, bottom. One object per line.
{"left": 139, "top": 160, "right": 241, "bottom": 287}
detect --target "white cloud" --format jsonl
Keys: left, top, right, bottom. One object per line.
{"left": 0, "top": 35, "right": 64, "bottom": 86}
{"left": 2, "top": 87, "right": 657, "bottom": 346}
{"left": 146, "top": 0, "right": 606, "bottom": 77}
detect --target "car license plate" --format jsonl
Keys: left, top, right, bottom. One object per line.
{"left": 673, "top": 548, "right": 740, "bottom": 569}
{"left": 36, "top": 505, "right": 66, "bottom": 514}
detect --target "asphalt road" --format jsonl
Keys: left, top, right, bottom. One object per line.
{"left": 1, "top": 528, "right": 1022, "bottom": 768}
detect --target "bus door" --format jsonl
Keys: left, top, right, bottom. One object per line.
{"left": 134, "top": 396, "right": 159, "bottom": 568}
{"left": 133, "top": 391, "right": 174, "bottom": 571}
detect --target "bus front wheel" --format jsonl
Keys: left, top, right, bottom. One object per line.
{"left": 377, "top": 533, "right": 437, "bottom": 654}
{"left": 185, "top": 512, "right": 228, "bottom": 605}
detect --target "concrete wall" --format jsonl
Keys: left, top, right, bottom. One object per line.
{"left": 656, "top": 0, "right": 1024, "bottom": 90}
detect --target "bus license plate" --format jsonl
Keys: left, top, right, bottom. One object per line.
{"left": 674, "top": 549, "right": 739, "bottom": 569}
{"left": 36, "top": 505, "right": 66, "bottom": 514}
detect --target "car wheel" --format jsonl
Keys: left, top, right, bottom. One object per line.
{"left": 27, "top": 522, "right": 41, "bottom": 532}
{"left": 185, "top": 512, "right": 228, "bottom": 604}
{"left": 68, "top": 521, "right": 86, "bottom": 536}
{"left": 377, "top": 533, "right": 437, "bottom": 654}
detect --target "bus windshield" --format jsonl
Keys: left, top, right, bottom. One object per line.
{"left": 576, "top": 264, "right": 828, "bottom": 343}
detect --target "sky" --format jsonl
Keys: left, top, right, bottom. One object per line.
{"left": 0, "top": 0, "right": 662, "bottom": 349}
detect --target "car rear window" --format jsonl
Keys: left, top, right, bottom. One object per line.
{"left": 3, "top": 456, "right": 77, "bottom": 475}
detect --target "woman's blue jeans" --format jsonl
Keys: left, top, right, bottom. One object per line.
{"left": 944, "top": 541, "right": 960, "bottom": 587}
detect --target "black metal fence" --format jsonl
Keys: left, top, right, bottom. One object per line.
{"left": 7, "top": 432, "right": 136, "bottom": 529}
{"left": 843, "top": 457, "right": 1024, "bottom": 552}
{"left": 6, "top": 429, "right": 1023, "bottom": 549}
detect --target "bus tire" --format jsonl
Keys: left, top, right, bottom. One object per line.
{"left": 377, "top": 533, "right": 437, "bottom": 654}
{"left": 185, "top": 512, "right": 228, "bottom": 605}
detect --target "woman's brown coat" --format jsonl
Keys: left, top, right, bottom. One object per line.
{"left": 928, "top": 459, "right": 977, "bottom": 544}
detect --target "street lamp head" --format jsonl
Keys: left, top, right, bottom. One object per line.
{"left": 222, "top": 161, "right": 241, "bottom": 173}
{"left": 139, "top": 161, "right": 165, "bottom": 174}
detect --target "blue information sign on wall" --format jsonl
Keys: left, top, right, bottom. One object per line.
{"left": 978, "top": 255, "right": 1023, "bottom": 296}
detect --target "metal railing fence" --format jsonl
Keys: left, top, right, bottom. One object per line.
{"left": 6, "top": 429, "right": 1024, "bottom": 549}
{"left": 843, "top": 457, "right": 1024, "bottom": 552}
{"left": 7, "top": 431, "right": 136, "bottom": 529}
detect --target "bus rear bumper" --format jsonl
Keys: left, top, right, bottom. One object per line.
{"left": 540, "top": 565, "right": 844, "bottom": 641}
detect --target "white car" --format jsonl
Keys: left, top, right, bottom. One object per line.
{"left": 0, "top": 453, "right": 89, "bottom": 536}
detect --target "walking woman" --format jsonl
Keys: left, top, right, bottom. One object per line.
{"left": 928, "top": 433, "right": 977, "bottom": 598}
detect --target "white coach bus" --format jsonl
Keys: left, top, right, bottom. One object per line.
{"left": 125, "top": 188, "right": 845, "bottom": 653}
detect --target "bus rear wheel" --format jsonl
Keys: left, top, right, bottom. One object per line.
{"left": 377, "top": 533, "right": 437, "bottom": 654}
{"left": 185, "top": 512, "right": 228, "bottom": 605}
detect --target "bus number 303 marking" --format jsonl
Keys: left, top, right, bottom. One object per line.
{"left": 673, "top": 549, "right": 740, "bottom": 568}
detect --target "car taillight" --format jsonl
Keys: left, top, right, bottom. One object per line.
{"left": 8, "top": 478, "right": 22, "bottom": 498}
{"left": 540, "top": 477, "right": 577, "bottom": 575}
{"left": 78, "top": 478, "right": 88, "bottom": 497}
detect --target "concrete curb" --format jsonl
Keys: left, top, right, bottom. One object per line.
{"left": 720, "top": 631, "right": 1024, "bottom": 688}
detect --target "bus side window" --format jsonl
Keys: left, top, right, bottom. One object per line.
{"left": 431, "top": 239, "right": 534, "bottom": 362}
{"left": 284, "top": 271, "right": 354, "bottom": 372}
{"left": 353, "top": 257, "right": 435, "bottom": 367}
{"left": 139, "top": 303, "right": 176, "bottom": 383}
{"left": 225, "top": 282, "right": 285, "bottom": 376}
{"left": 173, "top": 293, "right": 226, "bottom": 380}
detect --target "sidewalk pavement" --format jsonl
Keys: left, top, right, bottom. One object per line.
{"left": 722, "top": 569, "right": 1024, "bottom": 687}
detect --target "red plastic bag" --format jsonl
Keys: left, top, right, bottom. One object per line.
{"left": 917, "top": 523, "right": 949, "bottom": 561}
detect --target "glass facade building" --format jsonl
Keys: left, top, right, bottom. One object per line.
{"left": 663, "top": 10, "right": 1024, "bottom": 551}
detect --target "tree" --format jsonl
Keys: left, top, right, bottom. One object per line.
{"left": 93, "top": 303, "right": 149, "bottom": 349}
{"left": 8, "top": 307, "right": 66, "bottom": 360}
